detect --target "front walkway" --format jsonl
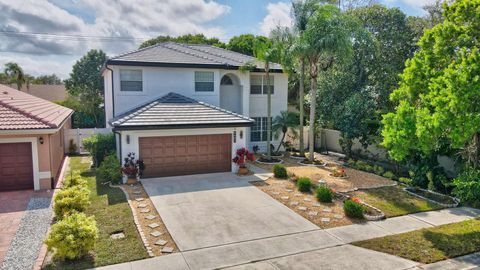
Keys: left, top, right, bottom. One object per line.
{"left": 94, "top": 185, "right": 480, "bottom": 270}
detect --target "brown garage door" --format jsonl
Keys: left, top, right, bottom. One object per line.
{"left": 139, "top": 134, "right": 231, "bottom": 178}
{"left": 0, "top": 142, "right": 34, "bottom": 191}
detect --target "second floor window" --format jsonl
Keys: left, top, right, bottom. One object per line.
{"left": 120, "top": 69, "right": 142, "bottom": 92}
{"left": 195, "top": 71, "right": 214, "bottom": 92}
{"left": 250, "top": 75, "right": 274, "bottom": 95}
{"left": 251, "top": 117, "right": 272, "bottom": 142}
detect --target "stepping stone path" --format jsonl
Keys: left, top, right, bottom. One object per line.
{"left": 290, "top": 202, "right": 299, "bottom": 206}
{"left": 148, "top": 223, "right": 160, "bottom": 229}
{"left": 110, "top": 232, "right": 125, "bottom": 240}
{"left": 323, "top": 208, "right": 332, "bottom": 213}
{"left": 281, "top": 196, "right": 289, "bottom": 200}
{"left": 334, "top": 214, "right": 343, "bottom": 219}
{"left": 162, "top": 246, "right": 174, "bottom": 253}
{"left": 321, "top": 217, "right": 331, "bottom": 223}
{"left": 135, "top": 198, "right": 145, "bottom": 202}
{"left": 312, "top": 202, "right": 321, "bottom": 207}
{"left": 298, "top": 206, "right": 307, "bottom": 211}
{"left": 303, "top": 198, "right": 312, "bottom": 202}
{"left": 150, "top": 231, "right": 162, "bottom": 237}
{"left": 308, "top": 211, "right": 318, "bottom": 216}
{"left": 145, "top": 215, "right": 156, "bottom": 220}
{"left": 272, "top": 192, "right": 280, "bottom": 195}
{"left": 155, "top": 239, "right": 168, "bottom": 246}
{"left": 138, "top": 203, "right": 148, "bottom": 208}
{"left": 140, "top": 209, "right": 150, "bottom": 213}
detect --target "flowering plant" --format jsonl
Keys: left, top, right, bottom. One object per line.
{"left": 121, "top": 152, "right": 145, "bottom": 178}
{"left": 352, "top": 197, "right": 362, "bottom": 204}
{"left": 232, "top": 147, "right": 255, "bottom": 168}
{"left": 332, "top": 167, "right": 347, "bottom": 177}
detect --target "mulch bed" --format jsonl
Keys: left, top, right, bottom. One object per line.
{"left": 250, "top": 178, "right": 365, "bottom": 228}
{"left": 123, "top": 183, "right": 178, "bottom": 256}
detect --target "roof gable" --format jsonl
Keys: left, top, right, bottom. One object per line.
{"left": 107, "top": 42, "right": 283, "bottom": 71}
{"left": 111, "top": 92, "right": 254, "bottom": 129}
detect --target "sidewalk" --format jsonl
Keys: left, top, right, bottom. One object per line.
{"left": 93, "top": 207, "right": 480, "bottom": 270}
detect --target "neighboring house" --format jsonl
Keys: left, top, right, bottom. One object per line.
{"left": 0, "top": 85, "right": 73, "bottom": 191}
{"left": 103, "top": 42, "right": 288, "bottom": 178}
{"left": 6, "top": 84, "right": 67, "bottom": 102}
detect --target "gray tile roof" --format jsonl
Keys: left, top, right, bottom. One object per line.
{"left": 107, "top": 42, "right": 283, "bottom": 71}
{"left": 110, "top": 92, "right": 254, "bottom": 129}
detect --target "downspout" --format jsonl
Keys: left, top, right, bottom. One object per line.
{"left": 113, "top": 130, "right": 122, "bottom": 165}
{"left": 48, "top": 134, "right": 54, "bottom": 189}
{"left": 105, "top": 65, "right": 115, "bottom": 118}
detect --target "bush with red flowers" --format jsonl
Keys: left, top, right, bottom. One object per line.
{"left": 121, "top": 152, "right": 145, "bottom": 178}
{"left": 232, "top": 147, "right": 255, "bottom": 168}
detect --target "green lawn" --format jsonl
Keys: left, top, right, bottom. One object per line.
{"left": 44, "top": 156, "right": 148, "bottom": 270}
{"left": 351, "top": 186, "right": 443, "bottom": 217}
{"left": 353, "top": 219, "right": 480, "bottom": 264}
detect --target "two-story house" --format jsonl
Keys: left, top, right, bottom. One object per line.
{"left": 103, "top": 42, "right": 288, "bottom": 178}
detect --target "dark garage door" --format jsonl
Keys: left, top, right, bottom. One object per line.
{"left": 0, "top": 142, "right": 34, "bottom": 191}
{"left": 139, "top": 134, "right": 231, "bottom": 178}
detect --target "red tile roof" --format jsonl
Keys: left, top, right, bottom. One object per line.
{"left": 0, "top": 85, "right": 73, "bottom": 130}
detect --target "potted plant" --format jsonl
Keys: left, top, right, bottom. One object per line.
{"left": 232, "top": 147, "right": 255, "bottom": 175}
{"left": 121, "top": 152, "right": 145, "bottom": 184}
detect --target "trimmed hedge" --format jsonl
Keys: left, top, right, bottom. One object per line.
{"left": 297, "top": 177, "right": 312, "bottom": 192}
{"left": 53, "top": 186, "right": 90, "bottom": 220}
{"left": 273, "top": 164, "right": 288, "bottom": 179}
{"left": 343, "top": 199, "right": 364, "bottom": 219}
{"left": 316, "top": 186, "right": 333, "bottom": 203}
{"left": 97, "top": 154, "right": 122, "bottom": 184}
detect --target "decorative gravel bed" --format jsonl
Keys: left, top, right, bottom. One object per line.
{"left": 1, "top": 197, "right": 52, "bottom": 270}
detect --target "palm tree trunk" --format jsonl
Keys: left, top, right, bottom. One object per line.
{"left": 266, "top": 63, "right": 272, "bottom": 161}
{"left": 309, "top": 62, "right": 318, "bottom": 163}
{"left": 276, "top": 131, "right": 287, "bottom": 153}
{"left": 299, "top": 57, "right": 305, "bottom": 156}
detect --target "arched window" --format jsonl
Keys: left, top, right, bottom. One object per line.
{"left": 220, "top": 75, "right": 233, "bottom": 85}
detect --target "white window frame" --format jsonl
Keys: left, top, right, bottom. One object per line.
{"left": 250, "top": 74, "right": 274, "bottom": 95}
{"left": 250, "top": 117, "right": 272, "bottom": 142}
{"left": 195, "top": 71, "right": 215, "bottom": 92}
{"left": 120, "top": 69, "right": 143, "bottom": 92}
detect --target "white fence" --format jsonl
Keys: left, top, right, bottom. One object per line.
{"left": 64, "top": 128, "right": 112, "bottom": 154}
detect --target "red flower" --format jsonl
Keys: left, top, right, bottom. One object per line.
{"left": 352, "top": 197, "right": 362, "bottom": 203}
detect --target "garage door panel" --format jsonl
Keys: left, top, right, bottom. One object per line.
{"left": 0, "top": 142, "right": 34, "bottom": 191}
{"left": 139, "top": 134, "right": 231, "bottom": 178}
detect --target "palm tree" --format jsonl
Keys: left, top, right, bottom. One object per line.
{"left": 253, "top": 39, "right": 283, "bottom": 161}
{"left": 272, "top": 111, "right": 300, "bottom": 153}
{"left": 291, "top": 0, "right": 323, "bottom": 157}
{"left": 4, "top": 62, "right": 26, "bottom": 90}
{"left": 301, "top": 5, "right": 353, "bottom": 162}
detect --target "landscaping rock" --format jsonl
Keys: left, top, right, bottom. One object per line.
{"left": 312, "top": 202, "right": 321, "bottom": 207}
{"left": 294, "top": 194, "right": 302, "bottom": 197}
{"left": 298, "top": 206, "right": 307, "bottom": 211}
{"left": 110, "top": 232, "right": 125, "bottom": 240}
{"left": 150, "top": 231, "right": 163, "bottom": 237}
{"left": 135, "top": 198, "right": 145, "bottom": 202}
{"left": 321, "top": 217, "right": 331, "bottom": 223}
{"left": 334, "top": 214, "right": 343, "bottom": 219}
{"left": 308, "top": 211, "right": 318, "bottom": 216}
{"left": 161, "top": 246, "right": 174, "bottom": 253}
{"left": 145, "top": 215, "right": 156, "bottom": 220}
{"left": 272, "top": 192, "right": 280, "bottom": 195}
{"left": 286, "top": 189, "right": 293, "bottom": 192}
{"left": 138, "top": 203, "right": 148, "bottom": 208}
{"left": 281, "top": 196, "right": 289, "bottom": 200}
{"left": 133, "top": 191, "right": 142, "bottom": 195}
{"left": 140, "top": 209, "right": 150, "bottom": 213}
{"left": 323, "top": 208, "right": 332, "bottom": 213}
{"left": 148, "top": 223, "right": 160, "bottom": 229}
{"left": 290, "top": 201, "right": 299, "bottom": 206}
{"left": 155, "top": 239, "right": 168, "bottom": 246}
{"left": 304, "top": 198, "right": 312, "bottom": 202}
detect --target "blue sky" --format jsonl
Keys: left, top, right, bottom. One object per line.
{"left": 0, "top": 0, "right": 433, "bottom": 78}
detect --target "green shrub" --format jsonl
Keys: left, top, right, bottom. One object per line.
{"left": 45, "top": 212, "right": 98, "bottom": 260}
{"left": 373, "top": 165, "right": 385, "bottom": 175}
{"left": 347, "top": 159, "right": 356, "bottom": 167}
{"left": 53, "top": 186, "right": 90, "bottom": 219}
{"left": 83, "top": 133, "right": 115, "bottom": 167}
{"left": 364, "top": 165, "right": 374, "bottom": 172}
{"left": 297, "top": 177, "right": 312, "bottom": 192}
{"left": 97, "top": 154, "right": 122, "bottom": 184}
{"left": 355, "top": 160, "right": 368, "bottom": 171}
{"left": 399, "top": 177, "right": 413, "bottom": 186}
{"left": 63, "top": 171, "right": 88, "bottom": 188}
{"left": 383, "top": 171, "right": 396, "bottom": 180}
{"left": 343, "top": 199, "right": 364, "bottom": 219}
{"left": 453, "top": 167, "right": 480, "bottom": 208}
{"left": 316, "top": 186, "right": 332, "bottom": 203}
{"left": 272, "top": 164, "right": 288, "bottom": 179}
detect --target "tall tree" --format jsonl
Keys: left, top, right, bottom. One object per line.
{"left": 33, "top": 74, "right": 62, "bottom": 85}
{"left": 301, "top": 4, "right": 353, "bottom": 162}
{"left": 139, "top": 34, "right": 225, "bottom": 49}
{"left": 227, "top": 34, "right": 270, "bottom": 56}
{"left": 65, "top": 50, "right": 107, "bottom": 128}
{"left": 4, "top": 62, "right": 25, "bottom": 90}
{"left": 382, "top": 0, "right": 480, "bottom": 168}
{"left": 291, "top": 0, "right": 322, "bottom": 156}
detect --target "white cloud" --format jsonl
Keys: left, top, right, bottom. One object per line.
{"left": 400, "top": 0, "right": 437, "bottom": 9}
{"left": 260, "top": 2, "right": 292, "bottom": 36}
{"left": 0, "top": 0, "right": 231, "bottom": 78}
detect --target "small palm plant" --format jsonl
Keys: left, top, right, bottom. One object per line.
{"left": 272, "top": 111, "right": 299, "bottom": 154}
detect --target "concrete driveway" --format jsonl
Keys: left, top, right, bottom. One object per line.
{"left": 142, "top": 172, "right": 319, "bottom": 251}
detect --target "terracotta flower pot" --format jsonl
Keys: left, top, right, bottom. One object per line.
{"left": 237, "top": 167, "right": 250, "bottom": 175}
{"left": 126, "top": 176, "right": 138, "bottom": 185}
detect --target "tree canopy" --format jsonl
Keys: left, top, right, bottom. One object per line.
{"left": 226, "top": 34, "right": 269, "bottom": 56}
{"left": 382, "top": 0, "right": 480, "bottom": 166}
{"left": 139, "top": 34, "right": 225, "bottom": 49}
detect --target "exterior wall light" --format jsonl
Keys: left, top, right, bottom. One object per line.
{"left": 39, "top": 137, "right": 44, "bottom": 144}
{"left": 239, "top": 130, "right": 243, "bottom": 139}
{"left": 126, "top": 135, "right": 130, "bottom": 144}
